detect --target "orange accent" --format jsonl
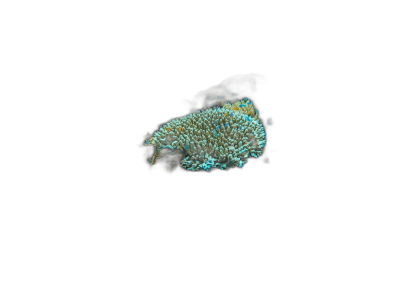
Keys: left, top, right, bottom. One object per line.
{"left": 167, "top": 127, "right": 170, "bottom": 132}
{"left": 178, "top": 127, "right": 182, "bottom": 132}
{"left": 224, "top": 113, "right": 228, "bottom": 116}
{"left": 233, "top": 107, "right": 239, "bottom": 110}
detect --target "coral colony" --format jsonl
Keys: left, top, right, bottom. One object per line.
{"left": 144, "top": 98, "right": 266, "bottom": 171}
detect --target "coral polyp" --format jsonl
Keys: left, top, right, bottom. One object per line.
{"left": 144, "top": 98, "right": 266, "bottom": 171}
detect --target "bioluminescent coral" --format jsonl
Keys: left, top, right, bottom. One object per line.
{"left": 144, "top": 98, "right": 266, "bottom": 171}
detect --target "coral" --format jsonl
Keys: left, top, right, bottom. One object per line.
{"left": 222, "top": 98, "right": 259, "bottom": 119}
{"left": 144, "top": 98, "right": 266, "bottom": 171}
